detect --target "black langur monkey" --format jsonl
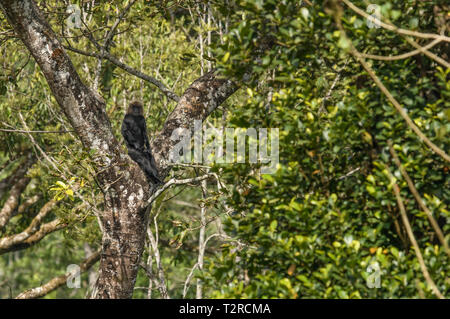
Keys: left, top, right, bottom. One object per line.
{"left": 121, "top": 101, "right": 162, "bottom": 185}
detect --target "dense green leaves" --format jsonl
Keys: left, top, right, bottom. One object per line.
{"left": 204, "top": 0, "right": 449, "bottom": 298}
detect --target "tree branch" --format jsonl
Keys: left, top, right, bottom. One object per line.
{"left": 342, "top": 0, "right": 450, "bottom": 42}
{"left": 360, "top": 38, "right": 442, "bottom": 62}
{"left": 0, "top": 200, "right": 63, "bottom": 254}
{"left": 388, "top": 141, "right": 449, "bottom": 257}
{"left": 0, "top": 128, "right": 73, "bottom": 134}
{"left": 64, "top": 45, "right": 180, "bottom": 102}
{"left": 147, "top": 174, "right": 213, "bottom": 205}
{"left": 151, "top": 69, "right": 238, "bottom": 174}
{"left": 0, "top": 176, "right": 31, "bottom": 231}
{"left": 385, "top": 165, "right": 444, "bottom": 299}
{"left": 15, "top": 250, "right": 101, "bottom": 299}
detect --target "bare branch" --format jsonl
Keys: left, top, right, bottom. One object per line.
{"left": 183, "top": 262, "right": 198, "bottom": 298}
{"left": 145, "top": 200, "right": 170, "bottom": 299}
{"left": 0, "top": 128, "right": 73, "bottom": 134}
{"left": 0, "top": 176, "right": 31, "bottom": 231}
{"left": 320, "top": 59, "right": 349, "bottom": 113}
{"left": 147, "top": 174, "right": 213, "bottom": 205}
{"left": 64, "top": 45, "right": 180, "bottom": 102}
{"left": 104, "top": 0, "right": 138, "bottom": 50}
{"left": 15, "top": 250, "right": 101, "bottom": 299}
{"left": 0, "top": 200, "right": 61, "bottom": 254}
{"left": 92, "top": 0, "right": 138, "bottom": 90}
{"left": 385, "top": 165, "right": 444, "bottom": 299}
{"left": 342, "top": 0, "right": 450, "bottom": 42}
{"left": 146, "top": 226, "right": 170, "bottom": 299}
{"left": 196, "top": 179, "right": 207, "bottom": 299}
{"left": 360, "top": 38, "right": 443, "bottom": 63}
{"left": 403, "top": 36, "right": 450, "bottom": 69}
{"left": 388, "top": 141, "right": 449, "bottom": 257}
{"left": 16, "top": 194, "right": 40, "bottom": 215}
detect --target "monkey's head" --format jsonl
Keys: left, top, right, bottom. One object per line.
{"left": 127, "top": 101, "right": 144, "bottom": 116}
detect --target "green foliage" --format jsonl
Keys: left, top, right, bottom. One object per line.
{"left": 203, "top": 0, "right": 449, "bottom": 298}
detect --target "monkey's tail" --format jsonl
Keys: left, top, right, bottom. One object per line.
{"left": 146, "top": 173, "right": 162, "bottom": 186}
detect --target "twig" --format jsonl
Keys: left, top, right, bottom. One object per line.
{"left": 320, "top": 59, "right": 349, "bottom": 113}
{"left": 0, "top": 199, "right": 59, "bottom": 254}
{"left": 65, "top": 45, "right": 180, "bottom": 102}
{"left": 385, "top": 165, "right": 444, "bottom": 299}
{"left": 104, "top": 0, "right": 137, "bottom": 49}
{"left": 360, "top": 38, "right": 442, "bottom": 62}
{"left": 337, "top": 167, "right": 360, "bottom": 180}
{"left": 0, "top": 128, "right": 73, "bottom": 134}
{"left": 182, "top": 262, "right": 198, "bottom": 298}
{"left": 403, "top": 37, "right": 450, "bottom": 69}
{"left": 196, "top": 179, "right": 207, "bottom": 299}
{"left": 342, "top": 0, "right": 450, "bottom": 42}
{"left": 93, "top": 0, "right": 138, "bottom": 90}
{"left": 388, "top": 141, "right": 449, "bottom": 257}
{"left": 146, "top": 226, "right": 170, "bottom": 299}
{"left": 146, "top": 201, "right": 170, "bottom": 299}
{"left": 0, "top": 176, "right": 31, "bottom": 231}
{"left": 147, "top": 174, "right": 213, "bottom": 205}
